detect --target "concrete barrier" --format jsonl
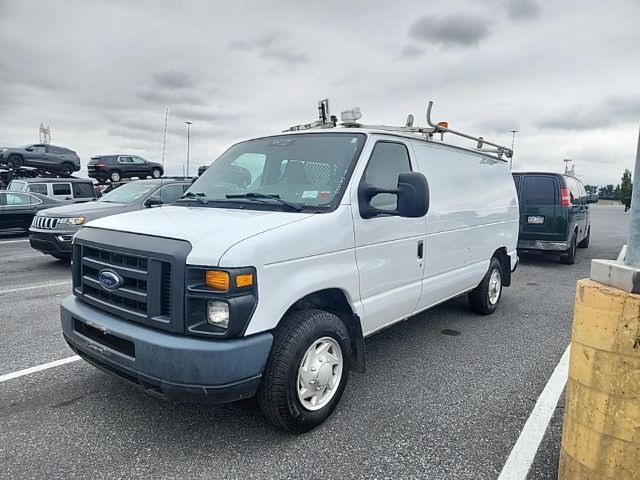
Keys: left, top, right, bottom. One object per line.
{"left": 559, "top": 279, "right": 640, "bottom": 479}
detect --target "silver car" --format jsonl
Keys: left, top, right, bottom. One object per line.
{"left": 29, "top": 179, "right": 191, "bottom": 259}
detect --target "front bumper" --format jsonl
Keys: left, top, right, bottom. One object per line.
{"left": 29, "top": 230, "right": 75, "bottom": 256}
{"left": 61, "top": 295, "right": 273, "bottom": 402}
{"left": 518, "top": 239, "right": 570, "bottom": 251}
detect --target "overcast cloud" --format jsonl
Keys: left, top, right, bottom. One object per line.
{"left": 0, "top": 0, "right": 639, "bottom": 185}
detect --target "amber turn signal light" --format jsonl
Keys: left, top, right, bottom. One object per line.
{"left": 205, "top": 270, "right": 230, "bottom": 291}
{"left": 235, "top": 273, "right": 254, "bottom": 288}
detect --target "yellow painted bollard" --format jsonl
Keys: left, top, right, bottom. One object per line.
{"left": 559, "top": 279, "right": 640, "bottom": 479}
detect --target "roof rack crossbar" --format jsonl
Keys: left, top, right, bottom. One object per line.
{"left": 426, "top": 101, "right": 513, "bottom": 159}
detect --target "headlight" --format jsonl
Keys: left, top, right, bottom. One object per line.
{"left": 207, "top": 300, "right": 229, "bottom": 329}
{"left": 186, "top": 266, "right": 257, "bottom": 337}
{"left": 58, "top": 216, "right": 85, "bottom": 225}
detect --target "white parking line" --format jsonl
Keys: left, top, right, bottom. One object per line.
{"left": 0, "top": 281, "right": 71, "bottom": 295}
{"left": 0, "top": 239, "right": 30, "bottom": 244}
{"left": 497, "top": 344, "right": 570, "bottom": 480}
{"left": 0, "top": 355, "right": 81, "bottom": 383}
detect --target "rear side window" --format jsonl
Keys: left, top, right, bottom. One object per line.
{"left": 521, "top": 176, "right": 557, "bottom": 205}
{"left": 27, "top": 183, "right": 48, "bottom": 195}
{"left": 72, "top": 182, "right": 96, "bottom": 198}
{"left": 50, "top": 146, "right": 64, "bottom": 154}
{"left": 52, "top": 183, "right": 72, "bottom": 196}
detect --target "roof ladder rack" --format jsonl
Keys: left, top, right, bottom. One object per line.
{"left": 426, "top": 101, "right": 513, "bottom": 160}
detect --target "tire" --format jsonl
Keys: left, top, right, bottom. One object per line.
{"left": 560, "top": 233, "right": 577, "bottom": 264}
{"left": 578, "top": 227, "right": 590, "bottom": 248}
{"left": 60, "top": 163, "right": 74, "bottom": 177}
{"left": 109, "top": 171, "right": 121, "bottom": 182}
{"left": 151, "top": 168, "right": 162, "bottom": 179}
{"left": 468, "top": 257, "right": 503, "bottom": 315}
{"left": 7, "top": 154, "right": 23, "bottom": 169}
{"left": 258, "top": 309, "right": 351, "bottom": 433}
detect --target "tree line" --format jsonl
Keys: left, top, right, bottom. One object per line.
{"left": 584, "top": 169, "right": 632, "bottom": 201}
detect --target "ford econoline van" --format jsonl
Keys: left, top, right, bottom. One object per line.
{"left": 61, "top": 102, "right": 519, "bottom": 432}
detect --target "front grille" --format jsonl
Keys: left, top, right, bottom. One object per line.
{"left": 32, "top": 216, "right": 59, "bottom": 230}
{"left": 77, "top": 244, "right": 173, "bottom": 330}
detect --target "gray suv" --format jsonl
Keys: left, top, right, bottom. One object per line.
{"left": 0, "top": 144, "right": 81, "bottom": 176}
{"left": 30, "top": 179, "right": 191, "bottom": 259}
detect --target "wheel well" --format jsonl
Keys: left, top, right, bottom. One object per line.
{"left": 492, "top": 247, "right": 511, "bottom": 287}
{"left": 286, "top": 289, "right": 366, "bottom": 373}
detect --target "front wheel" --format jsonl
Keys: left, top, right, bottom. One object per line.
{"left": 258, "top": 309, "right": 351, "bottom": 433}
{"left": 7, "top": 154, "right": 23, "bottom": 169}
{"left": 468, "top": 257, "right": 503, "bottom": 315}
{"left": 151, "top": 168, "right": 162, "bottom": 178}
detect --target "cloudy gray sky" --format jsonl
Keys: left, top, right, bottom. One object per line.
{"left": 1, "top": 0, "right": 638, "bottom": 186}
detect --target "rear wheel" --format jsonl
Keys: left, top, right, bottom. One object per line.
{"left": 151, "top": 168, "right": 162, "bottom": 179}
{"left": 560, "top": 233, "right": 577, "bottom": 264}
{"left": 578, "top": 227, "right": 590, "bottom": 248}
{"left": 60, "top": 162, "right": 74, "bottom": 177}
{"left": 7, "top": 154, "right": 23, "bottom": 169}
{"left": 109, "top": 171, "right": 121, "bottom": 182}
{"left": 468, "top": 257, "right": 503, "bottom": 315}
{"left": 258, "top": 309, "right": 351, "bottom": 433}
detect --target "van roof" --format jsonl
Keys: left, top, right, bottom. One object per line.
{"left": 260, "top": 127, "right": 511, "bottom": 163}
{"left": 513, "top": 172, "right": 584, "bottom": 183}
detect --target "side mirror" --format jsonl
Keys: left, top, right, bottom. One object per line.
{"left": 25, "top": 147, "right": 34, "bottom": 152}
{"left": 144, "top": 198, "right": 162, "bottom": 208}
{"left": 359, "top": 172, "right": 430, "bottom": 219}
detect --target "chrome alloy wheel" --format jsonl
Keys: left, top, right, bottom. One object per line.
{"left": 488, "top": 268, "right": 502, "bottom": 305}
{"left": 297, "top": 337, "right": 343, "bottom": 411}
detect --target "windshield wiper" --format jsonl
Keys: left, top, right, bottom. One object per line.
{"left": 225, "top": 192, "right": 302, "bottom": 212}
{"left": 178, "top": 192, "right": 208, "bottom": 205}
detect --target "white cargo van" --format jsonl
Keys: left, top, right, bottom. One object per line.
{"left": 61, "top": 101, "right": 519, "bottom": 432}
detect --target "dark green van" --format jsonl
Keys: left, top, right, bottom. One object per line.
{"left": 512, "top": 172, "right": 591, "bottom": 264}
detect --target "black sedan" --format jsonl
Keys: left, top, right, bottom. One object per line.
{"left": 0, "top": 191, "right": 65, "bottom": 231}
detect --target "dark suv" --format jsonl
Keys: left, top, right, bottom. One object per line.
{"left": 512, "top": 172, "right": 592, "bottom": 264}
{"left": 88, "top": 155, "right": 164, "bottom": 183}
{"left": 0, "top": 144, "right": 81, "bottom": 176}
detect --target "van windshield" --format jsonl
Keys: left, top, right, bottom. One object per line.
{"left": 182, "top": 133, "right": 366, "bottom": 212}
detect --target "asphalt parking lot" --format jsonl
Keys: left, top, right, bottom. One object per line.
{"left": 0, "top": 205, "right": 630, "bottom": 480}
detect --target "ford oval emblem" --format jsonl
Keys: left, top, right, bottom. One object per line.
{"left": 98, "top": 269, "right": 123, "bottom": 291}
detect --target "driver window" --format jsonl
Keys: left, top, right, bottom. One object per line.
{"left": 31, "top": 145, "right": 46, "bottom": 154}
{"left": 362, "top": 142, "right": 412, "bottom": 210}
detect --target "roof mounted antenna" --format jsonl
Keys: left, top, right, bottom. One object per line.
{"left": 426, "top": 101, "right": 513, "bottom": 159}
{"left": 284, "top": 98, "right": 337, "bottom": 132}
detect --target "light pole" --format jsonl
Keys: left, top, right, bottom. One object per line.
{"left": 185, "top": 121, "right": 192, "bottom": 177}
{"left": 509, "top": 130, "right": 518, "bottom": 170}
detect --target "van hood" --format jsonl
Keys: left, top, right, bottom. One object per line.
{"left": 84, "top": 205, "right": 314, "bottom": 266}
